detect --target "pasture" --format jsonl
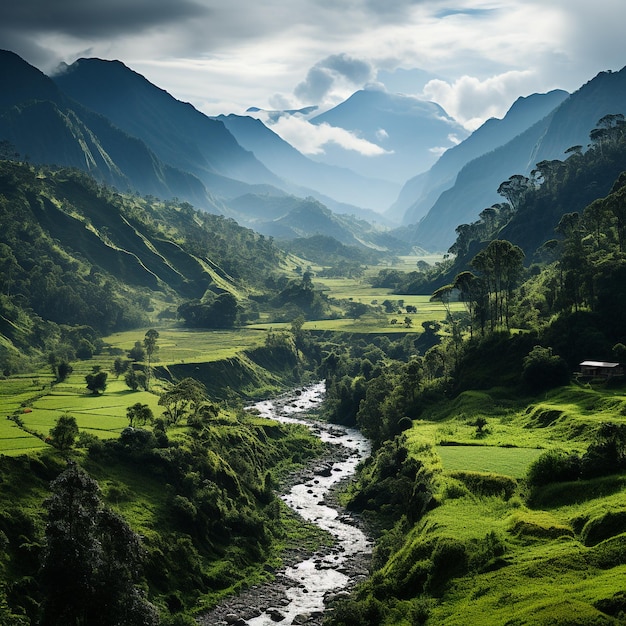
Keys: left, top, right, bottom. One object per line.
{"left": 436, "top": 444, "right": 543, "bottom": 478}
{"left": 106, "top": 327, "right": 268, "bottom": 365}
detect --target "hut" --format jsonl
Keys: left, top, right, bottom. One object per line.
{"left": 578, "top": 361, "right": 624, "bottom": 379}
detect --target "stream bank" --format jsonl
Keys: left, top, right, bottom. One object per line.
{"left": 197, "top": 382, "right": 372, "bottom": 626}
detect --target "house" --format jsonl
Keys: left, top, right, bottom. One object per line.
{"left": 578, "top": 361, "right": 624, "bottom": 379}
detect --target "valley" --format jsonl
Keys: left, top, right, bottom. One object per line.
{"left": 2, "top": 46, "right": 626, "bottom": 626}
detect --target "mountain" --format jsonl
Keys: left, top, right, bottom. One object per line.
{"left": 0, "top": 50, "right": 218, "bottom": 210}
{"left": 409, "top": 66, "right": 626, "bottom": 251}
{"left": 308, "top": 88, "right": 469, "bottom": 185}
{"left": 390, "top": 89, "right": 569, "bottom": 224}
{"left": 0, "top": 160, "right": 285, "bottom": 356}
{"left": 215, "top": 113, "right": 399, "bottom": 212}
{"left": 52, "top": 57, "right": 283, "bottom": 192}
{"left": 226, "top": 194, "right": 407, "bottom": 251}
{"left": 50, "top": 57, "right": 401, "bottom": 234}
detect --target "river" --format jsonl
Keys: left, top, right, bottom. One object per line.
{"left": 197, "top": 381, "right": 372, "bottom": 626}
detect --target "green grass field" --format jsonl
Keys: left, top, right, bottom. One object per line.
{"left": 106, "top": 327, "right": 267, "bottom": 365}
{"left": 436, "top": 445, "right": 544, "bottom": 478}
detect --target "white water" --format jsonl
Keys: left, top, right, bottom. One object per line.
{"left": 246, "top": 382, "right": 372, "bottom": 625}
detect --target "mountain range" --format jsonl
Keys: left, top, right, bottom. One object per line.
{"left": 2, "top": 48, "right": 626, "bottom": 257}
{"left": 403, "top": 67, "right": 626, "bottom": 251}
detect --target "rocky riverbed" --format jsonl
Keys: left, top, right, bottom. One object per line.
{"left": 196, "top": 383, "right": 372, "bottom": 626}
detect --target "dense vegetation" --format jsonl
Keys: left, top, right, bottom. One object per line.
{"left": 0, "top": 362, "right": 328, "bottom": 624}
{"left": 3, "top": 115, "right": 626, "bottom": 626}
{"left": 319, "top": 115, "right": 626, "bottom": 625}
{"left": 0, "top": 159, "right": 294, "bottom": 373}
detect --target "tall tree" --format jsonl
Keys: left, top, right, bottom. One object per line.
{"left": 158, "top": 377, "right": 207, "bottom": 425}
{"left": 49, "top": 414, "right": 79, "bottom": 451}
{"left": 471, "top": 240, "right": 524, "bottom": 330}
{"left": 40, "top": 464, "right": 158, "bottom": 625}
{"left": 143, "top": 329, "right": 159, "bottom": 390}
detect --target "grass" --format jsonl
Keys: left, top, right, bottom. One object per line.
{"left": 436, "top": 445, "right": 544, "bottom": 478}
{"left": 106, "top": 327, "right": 267, "bottom": 365}
{"left": 380, "top": 380, "right": 626, "bottom": 624}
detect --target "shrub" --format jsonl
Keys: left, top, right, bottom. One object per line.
{"left": 526, "top": 450, "right": 581, "bottom": 487}
{"left": 522, "top": 345, "right": 570, "bottom": 392}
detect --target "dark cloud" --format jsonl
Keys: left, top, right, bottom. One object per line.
{"left": 295, "top": 53, "right": 375, "bottom": 103}
{"left": 294, "top": 67, "right": 335, "bottom": 103}
{"left": 0, "top": 0, "right": 207, "bottom": 39}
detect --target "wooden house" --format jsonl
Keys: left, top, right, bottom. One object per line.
{"left": 578, "top": 361, "right": 624, "bottom": 379}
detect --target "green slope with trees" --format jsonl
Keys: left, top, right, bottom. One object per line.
{"left": 319, "top": 114, "right": 626, "bottom": 625}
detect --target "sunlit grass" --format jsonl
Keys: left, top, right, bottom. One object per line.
{"left": 105, "top": 327, "right": 267, "bottom": 365}
{"left": 436, "top": 446, "right": 544, "bottom": 478}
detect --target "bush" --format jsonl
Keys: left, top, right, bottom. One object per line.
{"left": 522, "top": 346, "right": 570, "bottom": 392}
{"left": 526, "top": 450, "right": 581, "bottom": 487}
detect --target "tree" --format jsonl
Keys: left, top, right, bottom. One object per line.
{"left": 113, "top": 357, "right": 129, "bottom": 378}
{"left": 41, "top": 464, "right": 158, "bottom": 626}
{"left": 522, "top": 346, "right": 570, "bottom": 392}
{"left": 85, "top": 371, "right": 108, "bottom": 395}
{"left": 471, "top": 240, "right": 524, "bottom": 330}
{"left": 143, "top": 329, "right": 159, "bottom": 390}
{"left": 49, "top": 414, "right": 79, "bottom": 451}
{"left": 497, "top": 174, "right": 532, "bottom": 211}
{"left": 124, "top": 368, "right": 145, "bottom": 391}
{"left": 127, "top": 341, "right": 145, "bottom": 362}
{"left": 454, "top": 271, "right": 480, "bottom": 338}
{"left": 126, "top": 403, "right": 154, "bottom": 428}
{"left": 57, "top": 361, "right": 73, "bottom": 382}
{"left": 158, "top": 377, "right": 207, "bottom": 425}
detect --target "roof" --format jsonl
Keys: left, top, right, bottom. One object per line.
{"left": 579, "top": 361, "right": 621, "bottom": 368}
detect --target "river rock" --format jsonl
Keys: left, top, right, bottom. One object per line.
{"left": 268, "top": 607, "right": 285, "bottom": 621}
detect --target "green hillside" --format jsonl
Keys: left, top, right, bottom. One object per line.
{"left": 0, "top": 159, "right": 286, "bottom": 372}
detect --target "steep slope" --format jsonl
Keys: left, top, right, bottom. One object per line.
{"left": 0, "top": 161, "right": 284, "bottom": 355}
{"left": 0, "top": 50, "right": 217, "bottom": 210}
{"left": 393, "top": 89, "right": 569, "bottom": 224}
{"left": 216, "top": 113, "right": 399, "bottom": 211}
{"left": 410, "top": 65, "right": 626, "bottom": 251}
{"left": 53, "top": 58, "right": 282, "bottom": 191}
{"left": 309, "top": 88, "right": 469, "bottom": 184}
{"left": 235, "top": 195, "right": 408, "bottom": 250}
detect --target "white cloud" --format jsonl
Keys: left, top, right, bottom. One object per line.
{"left": 422, "top": 70, "right": 538, "bottom": 130}
{"left": 2, "top": 0, "right": 626, "bottom": 128}
{"left": 263, "top": 114, "right": 391, "bottom": 157}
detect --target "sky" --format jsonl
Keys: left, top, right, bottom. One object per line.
{"left": 1, "top": 0, "right": 626, "bottom": 156}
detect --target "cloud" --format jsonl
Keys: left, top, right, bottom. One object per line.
{"left": 1, "top": 0, "right": 626, "bottom": 130}
{"left": 264, "top": 114, "right": 391, "bottom": 157}
{"left": 0, "top": 0, "right": 206, "bottom": 38}
{"left": 422, "top": 70, "right": 539, "bottom": 130}
{"left": 294, "top": 53, "right": 375, "bottom": 104}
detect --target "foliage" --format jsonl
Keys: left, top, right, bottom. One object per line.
{"left": 158, "top": 377, "right": 208, "bottom": 425}
{"left": 522, "top": 345, "right": 570, "bottom": 392}
{"left": 126, "top": 402, "right": 154, "bottom": 428}
{"left": 85, "top": 370, "right": 108, "bottom": 395}
{"left": 177, "top": 292, "right": 239, "bottom": 328}
{"left": 0, "top": 160, "right": 286, "bottom": 371}
{"left": 48, "top": 414, "right": 79, "bottom": 451}
{"left": 41, "top": 463, "right": 159, "bottom": 625}
{"left": 346, "top": 436, "right": 435, "bottom": 525}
